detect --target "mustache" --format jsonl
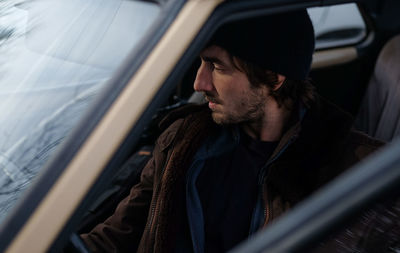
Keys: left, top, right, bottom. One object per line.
{"left": 204, "top": 92, "right": 223, "bottom": 104}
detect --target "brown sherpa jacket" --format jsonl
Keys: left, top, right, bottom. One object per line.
{"left": 81, "top": 96, "right": 387, "bottom": 253}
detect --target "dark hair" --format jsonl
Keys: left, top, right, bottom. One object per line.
{"left": 230, "top": 55, "right": 315, "bottom": 110}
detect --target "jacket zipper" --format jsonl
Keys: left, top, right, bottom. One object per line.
{"left": 264, "top": 192, "right": 271, "bottom": 224}
{"left": 251, "top": 136, "right": 297, "bottom": 233}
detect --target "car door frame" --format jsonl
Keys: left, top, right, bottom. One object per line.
{"left": 3, "top": 0, "right": 376, "bottom": 252}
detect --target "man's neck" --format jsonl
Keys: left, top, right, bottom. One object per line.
{"left": 241, "top": 103, "right": 292, "bottom": 142}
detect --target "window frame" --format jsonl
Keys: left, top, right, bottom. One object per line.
{"left": 310, "top": 2, "right": 369, "bottom": 50}
{"left": 0, "top": 0, "right": 187, "bottom": 251}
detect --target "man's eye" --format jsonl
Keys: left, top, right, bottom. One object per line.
{"left": 212, "top": 63, "right": 224, "bottom": 71}
{"left": 205, "top": 62, "right": 214, "bottom": 70}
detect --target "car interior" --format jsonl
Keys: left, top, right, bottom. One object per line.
{"left": 65, "top": 0, "right": 400, "bottom": 251}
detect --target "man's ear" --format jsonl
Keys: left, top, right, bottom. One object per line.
{"left": 272, "top": 74, "right": 286, "bottom": 91}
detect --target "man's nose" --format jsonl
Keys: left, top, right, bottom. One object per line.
{"left": 193, "top": 62, "right": 214, "bottom": 92}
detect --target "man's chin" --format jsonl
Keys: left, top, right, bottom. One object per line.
{"left": 211, "top": 112, "right": 233, "bottom": 125}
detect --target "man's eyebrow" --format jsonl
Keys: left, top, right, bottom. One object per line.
{"left": 201, "top": 56, "right": 226, "bottom": 66}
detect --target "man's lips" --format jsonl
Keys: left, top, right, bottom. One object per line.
{"left": 203, "top": 92, "right": 222, "bottom": 110}
{"left": 208, "top": 101, "right": 217, "bottom": 109}
{"left": 205, "top": 96, "right": 221, "bottom": 109}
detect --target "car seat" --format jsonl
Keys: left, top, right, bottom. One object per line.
{"left": 355, "top": 34, "right": 400, "bottom": 141}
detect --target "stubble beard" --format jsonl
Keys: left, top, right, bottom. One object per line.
{"left": 210, "top": 90, "right": 267, "bottom": 125}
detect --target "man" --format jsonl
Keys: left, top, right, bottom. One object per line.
{"left": 81, "top": 10, "right": 386, "bottom": 252}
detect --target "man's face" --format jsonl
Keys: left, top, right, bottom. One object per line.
{"left": 194, "top": 45, "right": 271, "bottom": 125}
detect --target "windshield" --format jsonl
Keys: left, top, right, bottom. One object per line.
{"left": 0, "top": 0, "right": 160, "bottom": 222}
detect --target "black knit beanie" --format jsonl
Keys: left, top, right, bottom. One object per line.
{"left": 210, "top": 10, "right": 315, "bottom": 80}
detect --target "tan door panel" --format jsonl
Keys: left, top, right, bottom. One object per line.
{"left": 312, "top": 47, "right": 358, "bottom": 69}
{"left": 6, "top": 0, "right": 223, "bottom": 252}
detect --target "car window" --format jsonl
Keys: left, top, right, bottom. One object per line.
{"left": 0, "top": 0, "right": 160, "bottom": 223}
{"left": 308, "top": 3, "right": 367, "bottom": 49}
